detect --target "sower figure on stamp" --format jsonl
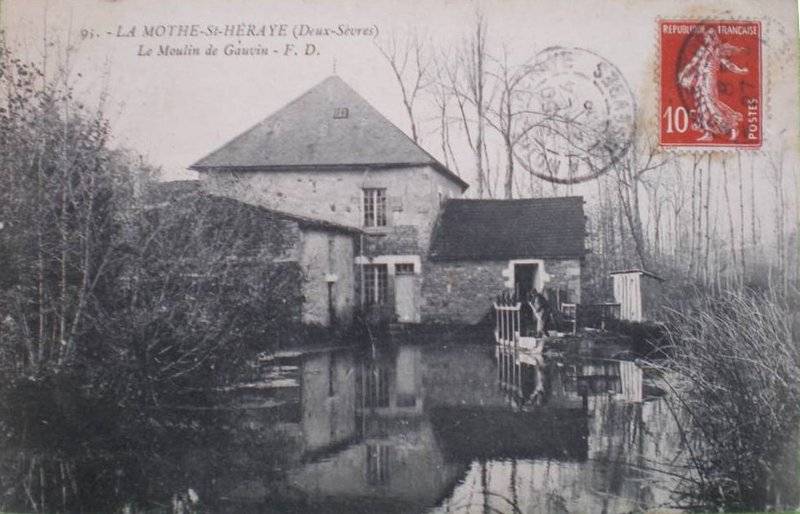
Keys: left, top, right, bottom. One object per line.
{"left": 678, "top": 26, "right": 749, "bottom": 142}
{"left": 529, "top": 288, "right": 551, "bottom": 337}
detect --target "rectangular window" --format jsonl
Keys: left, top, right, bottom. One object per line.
{"left": 333, "top": 107, "right": 349, "bottom": 119}
{"left": 363, "top": 188, "right": 387, "bottom": 227}
{"left": 366, "top": 444, "right": 391, "bottom": 485}
{"left": 395, "top": 263, "right": 415, "bottom": 275}
{"left": 363, "top": 264, "right": 388, "bottom": 305}
{"left": 362, "top": 365, "right": 390, "bottom": 408}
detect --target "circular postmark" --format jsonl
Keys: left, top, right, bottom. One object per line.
{"left": 513, "top": 46, "right": 635, "bottom": 184}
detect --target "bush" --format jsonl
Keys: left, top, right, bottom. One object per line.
{"left": 656, "top": 291, "right": 800, "bottom": 511}
{"left": 604, "top": 319, "right": 667, "bottom": 357}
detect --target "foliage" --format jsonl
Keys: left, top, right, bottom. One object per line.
{"left": 602, "top": 318, "right": 667, "bottom": 357}
{"left": 0, "top": 374, "right": 298, "bottom": 514}
{"left": 0, "top": 46, "right": 305, "bottom": 407}
{"left": 654, "top": 290, "right": 800, "bottom": 511}
{"left": 85, "top": 192, "right": 303, "bottom": 405}
{"left": 0, "top": 47, "right": 127, "bottom": 373}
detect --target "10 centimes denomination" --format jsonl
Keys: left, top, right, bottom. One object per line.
{"left": 513, "top": 46, "right": 636, "bottom": 185}
{"left": 660, "top": 19, "right": 762, "bottom": 149}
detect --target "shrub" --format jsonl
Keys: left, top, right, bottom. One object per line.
{"left": 656, "top": 291, "right": 800, "bottom": 511}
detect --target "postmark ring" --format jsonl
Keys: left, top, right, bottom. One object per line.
{"left": 513, "top": 46, "right": 636, "bottom": 184}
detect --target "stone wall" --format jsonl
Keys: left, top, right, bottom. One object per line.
{"left": 198, "top": 161, "right": 466, "bottom": 326}
{"left": 363, "top": 226, "right": 419, "bottom": 255}
{"left": 299, "top": 228, "right": 356, "bottom": 326}
{"left": 199, "top": 165, "right": 463, "bottom": 257}
{"left": 421, "top": 261, "right": 507, "bottom": 324}
{"left": 421, "top": 258, "right": 583, "bottom": 324}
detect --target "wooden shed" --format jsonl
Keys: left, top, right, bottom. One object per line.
{"left": 610, "top": 269, "right": 665, "bottom": 322}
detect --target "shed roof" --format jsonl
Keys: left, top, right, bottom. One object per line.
{"left": 609, "top": 269, "right": 665, "bottom": 281}
{"left": 190, "top": 75, "right": 468, "bottom": 190}
{"left": 428, "top": 197, "right": 586, "bottom": 261}
{"left": 145, "top": 181, "right": 361, "bottom": 236}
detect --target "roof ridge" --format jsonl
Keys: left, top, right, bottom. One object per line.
{"left": 448, "top": 195, "right": 584, "bottom": 203}
{"left": 189, "top": 75, "right": 468, "bottom": 190}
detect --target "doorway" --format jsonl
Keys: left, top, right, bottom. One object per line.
{"left": 514, "top": 263, "right": 539, "bottom": 300}
{"left": 394, "top": 272, "right": 419, "bottom": 323}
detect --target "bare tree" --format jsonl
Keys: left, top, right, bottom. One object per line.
{"left": 609, "top": 133, "right": 669, "bottom": 269}
{"left": 721, "top": 156, "right": 739, "bottom": 288}
{"left": 703, "top": 154, "right": 712, "bottom": 287}
{"left": 484, "top": 46, "right": 533, "bottom": 199}
{"left": 767, "top": 143, "right": 788, "bottom": 295}
{"left": 427, "top": 63, "right": 459, "bottom": 173}
{"left": 0, "top": 46, "right": 127, "bottom": 372}
{"left": 737, "top": 153, "right": 747, "bottom": 285}
{"left": 375, "top": 31, "right": 432, "bottom": 143}
{"left": 438, "top": 10, "right": 489, "bottom": 197}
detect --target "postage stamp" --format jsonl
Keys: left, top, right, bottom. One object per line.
{"left": 659, "top": 19, "right": 762, "bottom": 149}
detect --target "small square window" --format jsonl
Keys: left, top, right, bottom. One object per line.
{"left": 333, "top": 107, "right": 349, "bottom": 119}
{"left": 395, "top": 263, "right": 415, "bottom": 275}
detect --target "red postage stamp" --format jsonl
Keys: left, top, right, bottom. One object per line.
{"left": 659, "top": 20, "right": 761, "bottom": 148}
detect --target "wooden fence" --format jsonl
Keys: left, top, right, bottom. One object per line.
{"left": 560, "top": 302, "right": 621, "bottom": 333}
{"left": 493, "top": 302, "right": 522, "bottom": 346}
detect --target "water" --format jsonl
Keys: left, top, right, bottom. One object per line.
{"left": 0, "top": 342, "right": 685, "bottom": 513}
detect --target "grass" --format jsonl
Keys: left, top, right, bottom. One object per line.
{"left": 651, "top": 290, "right": 800, "bottom": 512}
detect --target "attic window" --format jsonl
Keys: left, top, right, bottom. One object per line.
{"left": 333, "top": 107, "right": 349, "bottom": 119}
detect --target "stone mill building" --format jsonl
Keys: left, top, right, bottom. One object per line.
{"left": 188, "top": 75, "right": 587, "bottom": 327}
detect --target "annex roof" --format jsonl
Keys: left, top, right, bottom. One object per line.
{"left": 145, "top": 181, "right": 361, "bottom": 236}
{"left": 609, "top": 269, "right": 665, "bottom": 281}
{"left": 428, "top": 196, "right": 586, "bottom": 261}
{"left": 190, "top": 75, "right": 468, "bottom": 190}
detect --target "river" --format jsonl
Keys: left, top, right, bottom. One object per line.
{"left": 0, "top": 342, "right": 687, "bottom": 513}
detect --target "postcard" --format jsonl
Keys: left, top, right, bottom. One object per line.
{"left": 0, "top": 1, "right": 798, "bottom": 513}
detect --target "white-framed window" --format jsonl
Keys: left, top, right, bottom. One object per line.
{"left": 363, "top": 264, "right": 388, "bottom": 305}
{"left": 395, "top": 263, "right": 415, "bottom": 275}
{"left": 363, "top": 188, "right": 387, "bottom": 227}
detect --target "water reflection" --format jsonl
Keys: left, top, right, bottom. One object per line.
{"left": 239, "top": 344, "right": 678, "bottom": 513}
{"left": 437, "top": 346, "right": 676, "bottom": 514}
{"left": 0, "top": 343, "right": 682, "bottom": 513}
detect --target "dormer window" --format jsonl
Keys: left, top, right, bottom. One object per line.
{"left": 333, "top": 107, "right": 349, "bottom": 119}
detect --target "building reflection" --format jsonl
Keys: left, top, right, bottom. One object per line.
{"left": 496, "top": 345, "right": 644, "bottom": 410}
{"left": 299, "top": 349, "right": 359, "bottom": 453}
{"left": 431, "top": 347, "right": 673, "bottom": 514}
{"left": 277, "top": 345, "right": 465, "bottom": 513}
{"left": 228, "top": 343, "right": 673, "bottom": 514}
{"left": 0, "top": 343, "right": 677, "bottom": 514}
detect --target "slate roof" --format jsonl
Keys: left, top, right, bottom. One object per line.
{"left": 145, "top": 181, "right": 361, "bottom": 235}
{"left": 428, "top": 197, "right": 586, "bottom": 261}
{"left": 143, "top": 179, "right": 201, "bottom": 203}
{"left": 190, "top": 75, "right": 468, "bottom": 190}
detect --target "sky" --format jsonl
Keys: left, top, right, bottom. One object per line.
{"left": 1, "top": 0, "right": 798, "bottom": 231}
